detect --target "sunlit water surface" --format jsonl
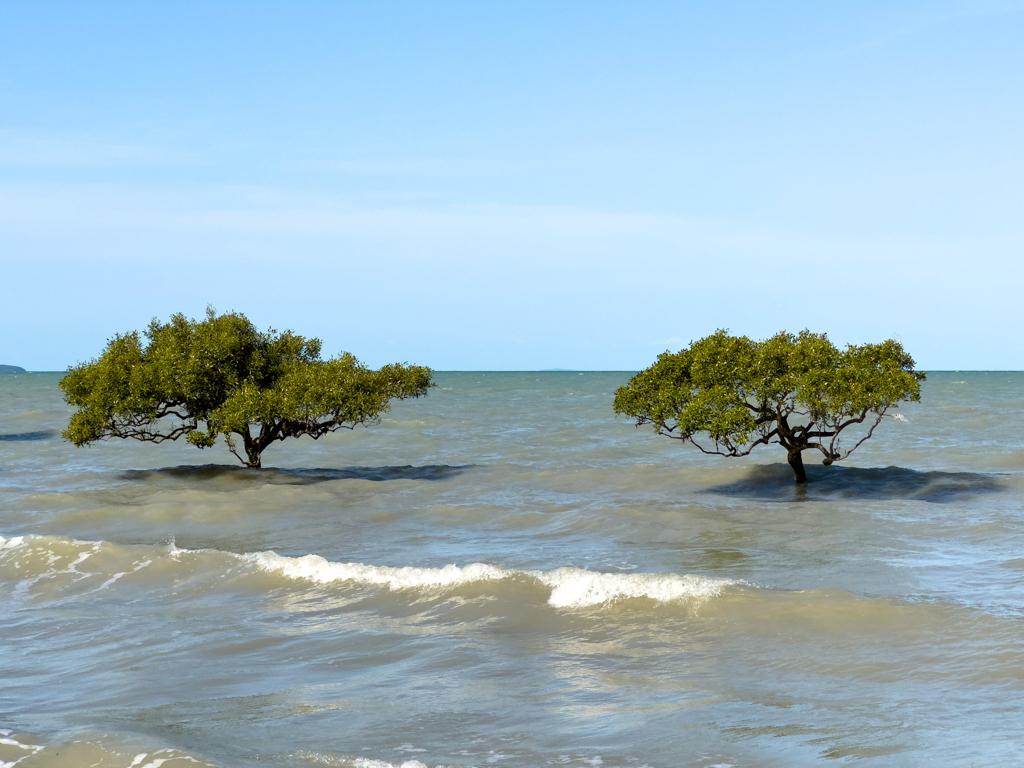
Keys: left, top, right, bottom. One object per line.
{"left": 1, "top": 372, "right": 1023, "bottom": 767}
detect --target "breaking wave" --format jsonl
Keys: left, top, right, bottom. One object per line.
{"left": 0, "top": 534, "right": 737, "bottom": 609}
{"left": 246, "top": 551, "right": 736, "bottom": 608}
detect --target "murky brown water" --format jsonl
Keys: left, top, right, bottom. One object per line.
{"left": 2, "top": 372, "right": 1023, "bottom": 767}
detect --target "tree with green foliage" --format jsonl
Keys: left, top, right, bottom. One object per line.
{"left": 613, "top": 330, "right": 924, "bottom": 483}
{"left": 61, "top": 309, "right": 433, "bottom": 468}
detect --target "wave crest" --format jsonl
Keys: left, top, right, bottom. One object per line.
{"left": 536, "top": 567, "right": 736, "bottom": 608}
{"left": 1, "top": 533, "right": 737, "bottom": 610}
{"left": 0, "top": 535, "right": 25, "bottom": 551}
{"left": 246, "top": 552, "right": 508, "bottom": 589}
{"left": 249, "top": 551, "right": 736, "bottom": 608}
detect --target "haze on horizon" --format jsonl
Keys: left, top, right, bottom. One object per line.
{"left": 2, "top": 1, "right": 1022, "bottom": 372}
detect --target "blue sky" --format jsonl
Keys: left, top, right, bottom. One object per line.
{"left": 1, "top": 1, "right": 1022, "bottom": 370}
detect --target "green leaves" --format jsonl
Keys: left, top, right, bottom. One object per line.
{"left": 614, "top": 330, "right": 924, "bottom": 469}
{"left": 60, "top": 310, "right": 433, "bottom": 466}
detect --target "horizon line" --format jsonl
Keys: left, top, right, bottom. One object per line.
{"left": 6, "top": 369, "right": 1024, "bottom": 375}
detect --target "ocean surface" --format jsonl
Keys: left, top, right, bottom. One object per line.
{"left": 1, "top": 371, "right": 1023, "bottom": 768}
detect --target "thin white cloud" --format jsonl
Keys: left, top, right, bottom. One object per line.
{"left": 0, "top": 181, "right": 1016, "bottom": 275}
{"left": 1, "top": 180, "right": 1020, "bottom": 369}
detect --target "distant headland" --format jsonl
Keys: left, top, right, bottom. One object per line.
{"left": 0, "top": 365, "right": 27, "bottom": 373}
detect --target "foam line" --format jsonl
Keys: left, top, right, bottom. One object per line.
{"left": 248, "top": 551, "right": 736, "bottom": 608}
{"left": 0, "top": 533, "right": 737, "bottom": 609}
{"left": 246, "top": 552, "right": 508, "bottom": 589}
{"left": 0, "top": 535, "right": 25, "bottom": 551}
{"left": 535, "top": 567, "right": 736, "bottom": 608}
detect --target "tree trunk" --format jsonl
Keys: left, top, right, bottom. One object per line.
{"left": 788, "top": 448, "right": 807, "bottom": 484}
{"left": 242, "top": 433, "right": 263, "bottom": 468}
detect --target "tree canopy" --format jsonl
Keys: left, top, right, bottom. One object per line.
{"left": 613, "top": 330, "right": 924, "bottom": 483}
{"left": 60, "top": 309, "right": 433, "bottom": 467}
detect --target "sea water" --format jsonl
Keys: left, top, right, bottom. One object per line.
{"left": 1, "top": 371, "right": 1022, "bottom": 767}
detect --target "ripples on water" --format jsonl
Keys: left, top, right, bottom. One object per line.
{"left": 1, "top": 372, "right": 1023, "bottom": 767}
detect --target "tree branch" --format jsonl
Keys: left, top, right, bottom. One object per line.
{"left": 224, "top": 433, "right": 247, "bottom": 465}
{"left": 688, "top": 428, "right": 778, "bottom": 457}
{"left": 829, "top": 410, "right": 888, "bottom": 461}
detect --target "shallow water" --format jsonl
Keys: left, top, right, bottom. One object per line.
{"left": 1, "top": 371, "right": 1023, "bottom": 767}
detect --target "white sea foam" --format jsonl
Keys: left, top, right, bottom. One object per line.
{"left": 247, "top": 551, "right": 736, "bottom": 608}
{"left": 246, "top": 551, "right": 509, "bottom": 589}
{"left": 299, "top": 751, "right": 471, "bottom": 768}
{"left": 1, "top": 533, "right": 736, "bottom": 609}
{"left": 534, "top": 567, "right": 733, "bottom": 608}
{"left": 121, "top": 749, "right": 207, "bottom": 768}
{"left": 0, "top": 737, "right": 210, "bottom": 768}
{"left": 0, "top": 535, "right": 25, "bottom": 552}
{"left": 0, "top": 733, "right": 43, "bottom": 768}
